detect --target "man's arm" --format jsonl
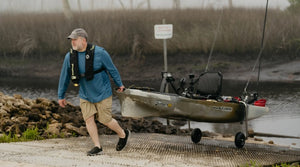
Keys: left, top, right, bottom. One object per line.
{"left": 101, "top": 49, "right": 124, "bottom": 88}
{"left": 58, "top": 53, "right": 71, "bottom": 107}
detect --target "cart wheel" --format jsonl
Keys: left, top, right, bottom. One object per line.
{"left": 235, "top": 132, "right": 246, "bottom": 148}
{"left": 191, "top": 128, "right": 202, "bottom": 144}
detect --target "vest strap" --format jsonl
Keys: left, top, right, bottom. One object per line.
{"left": 80, "top": 67, "right": 106, "bottom": 77}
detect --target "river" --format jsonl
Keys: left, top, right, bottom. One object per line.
{"left": 0, "top": 77, "right": 299, "bottom": 148}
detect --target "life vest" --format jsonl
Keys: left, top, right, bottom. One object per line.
{"left": 69, "top": 44, "right": 105, "bottom": 86}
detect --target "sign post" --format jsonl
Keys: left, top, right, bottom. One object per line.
{"left": 154, "top": 19, "right": 173, "bottom": 74}
{"left": 154, "top": 19, "right": 173, "bottom": 126}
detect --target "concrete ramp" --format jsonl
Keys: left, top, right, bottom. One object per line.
{"left": 0, "top": 133, "right": 299, "bottom": 167}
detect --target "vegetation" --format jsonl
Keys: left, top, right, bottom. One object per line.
{"left": 242, "top": 160, "right": 300, "bottom": 167}
{"left": 287, "top": 0, "right": 300, "bottom": 14}
{"left": 0, "top": 126, "right": 66, "bottom": 143}
{"left": 0, "top": 8, "right": 299, "bottom": 80}
{"left": 0, "top": 8, "right": 299, "bottom": 61}
{"left": 0, "top": 127, "right": 43, "bottom": 143}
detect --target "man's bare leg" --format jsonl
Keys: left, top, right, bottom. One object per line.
{"left": 104, "top": 118, "right": 130, "bottom": 151}
{"left": 85, "top": 115, "right": 101, "bottom": 148}
{"left": 103, "top": 118, "right": 126, "bottom": 138}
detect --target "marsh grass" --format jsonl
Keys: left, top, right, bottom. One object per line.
{"left": 0, "top": 127, "right": 43, "bottom": 143}
{"left": 21, "top": 127, "right": 43, "bottom": 141}
{"left": 0, "top": 125, "right": 66, "bottom": 143}
{"left": 0, "top": 8, "right": 299, "bottom": 61}
{"left": 241, "top": 160, "right": 299, "bottom": 167}
{"left": 0, "top": 131, "right": 19, "bottom": 143}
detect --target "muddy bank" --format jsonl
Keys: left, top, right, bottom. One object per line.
{"left": 224, "top": 60, "right": 300, "bottom": 82}
{"left": 1, "top": 54, "right": 299, "bottom": 83}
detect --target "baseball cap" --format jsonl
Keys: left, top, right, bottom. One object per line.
{"left": 67, "top": 28, "right": 88, "bottom": 39}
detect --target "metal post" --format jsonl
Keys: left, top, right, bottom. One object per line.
{"left": 162, "top": 19, "right": 169, "bottom": 125}
{"left": 162, "top": 19, "right": 168, "bottom": 73}
{"left": 162, "top": 19, "right": 169, "bottom": 93}
{"left": 245, "top": 104, "right": 249, "bottom": 139}
{"left": 163, "top": 38, "right": 168, "bottom": 72}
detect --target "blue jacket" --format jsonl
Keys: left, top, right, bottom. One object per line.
{"left": 58, "top": 45, "right": 123, "bottom": 103}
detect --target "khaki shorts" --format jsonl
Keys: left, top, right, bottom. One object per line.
{"left": 80, "top": 96, "right": 113, "bottom": 124}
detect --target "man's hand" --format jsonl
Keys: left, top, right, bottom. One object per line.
{"left": 58, "top": 99, "right": 67, "bottom": 108}
{"left": 117, "top": 85, "right": 125, "bottom": 92}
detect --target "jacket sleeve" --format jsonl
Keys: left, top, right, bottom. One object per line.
{"left": 58, "top": 53, "right": 71, "bottom": 99}
{"left": 101, "top": 49, "right": 123, "bottom": 87}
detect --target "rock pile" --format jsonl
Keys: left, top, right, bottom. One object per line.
{"left": 0, "top": 92, "right": 185, "bottom": 139}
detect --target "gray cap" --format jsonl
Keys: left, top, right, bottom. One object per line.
{"left": 67, "top": 28, "right": 88, "bottom": 39}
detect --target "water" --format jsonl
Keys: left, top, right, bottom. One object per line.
{"left": 0, "top": 78, "right": 299, "bottom": 148}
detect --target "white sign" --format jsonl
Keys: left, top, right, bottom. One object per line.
{"left": 154, "top": 24, "right": 173, "bottom": 39}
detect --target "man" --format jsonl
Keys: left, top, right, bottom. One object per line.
{"left": 58, "top": 28, "right": 130, "bottom": 156}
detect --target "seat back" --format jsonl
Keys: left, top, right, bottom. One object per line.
{"left": 194, "top": 72, "right": 223, "bottom": 96}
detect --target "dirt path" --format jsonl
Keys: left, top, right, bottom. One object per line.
{"left": 1, "top": 133, "right": 299, "bottom": 167}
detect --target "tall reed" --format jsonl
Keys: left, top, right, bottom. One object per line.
{"left": 0, "top": 8, "right": 299, "bottom": 61}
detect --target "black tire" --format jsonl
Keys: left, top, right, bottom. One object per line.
{"left": 235, "top": 132, "right": 246, "bottom": 148}
{"left": 191, "top": 128, "right": 202, "bottom": 144}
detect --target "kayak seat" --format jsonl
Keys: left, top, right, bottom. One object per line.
{"left": 194, "top": 72, "right": 223, "bottom": 99}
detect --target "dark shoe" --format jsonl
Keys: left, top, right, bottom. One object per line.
{"left": 87, "top": 146, "right": 103, "bottom": 156}
{"left": 116, "top": 129, "right": 130, "bottom": 151}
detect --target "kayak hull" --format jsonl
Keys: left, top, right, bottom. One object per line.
{"left": 116, "top": 89, "right": 269, "bottom": 123}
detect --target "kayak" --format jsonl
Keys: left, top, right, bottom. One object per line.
{"left": 116, "top": 88, "right": 269, "bottom": 123}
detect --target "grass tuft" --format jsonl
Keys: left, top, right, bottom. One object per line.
{"left": 0, "top": 126, "right": 66, "bottom": 143}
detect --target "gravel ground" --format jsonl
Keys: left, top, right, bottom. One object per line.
{"left": 0, "top": 133, "right": 299, "bottom": 167}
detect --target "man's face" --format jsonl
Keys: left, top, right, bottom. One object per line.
{"left": 71, "top": 37, "right": 86, "bottom": 51}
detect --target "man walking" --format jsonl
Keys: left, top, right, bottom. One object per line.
{"left": 58, "top": 28, "right": 130, "bottom": 156}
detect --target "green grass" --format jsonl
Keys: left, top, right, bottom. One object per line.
{"left": 21, "top": 127, "right": 43, "bottom": 141}
{"left": 0, "top": 126, "right": 67, "bottom": 143}
{"left": 0, "top": 127, "right": 43, "bottom": 143}
{"left": 241, "top": 160, "right": 262, "bottom": 167}
{"left": 272, "top": 163, "right": 299, "bottom": 167}
{"left": 241, "top": 160, "right": 300, "bottom": 167}
{"left": 0, "top": 132, "right": 18, "bottom": 143}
